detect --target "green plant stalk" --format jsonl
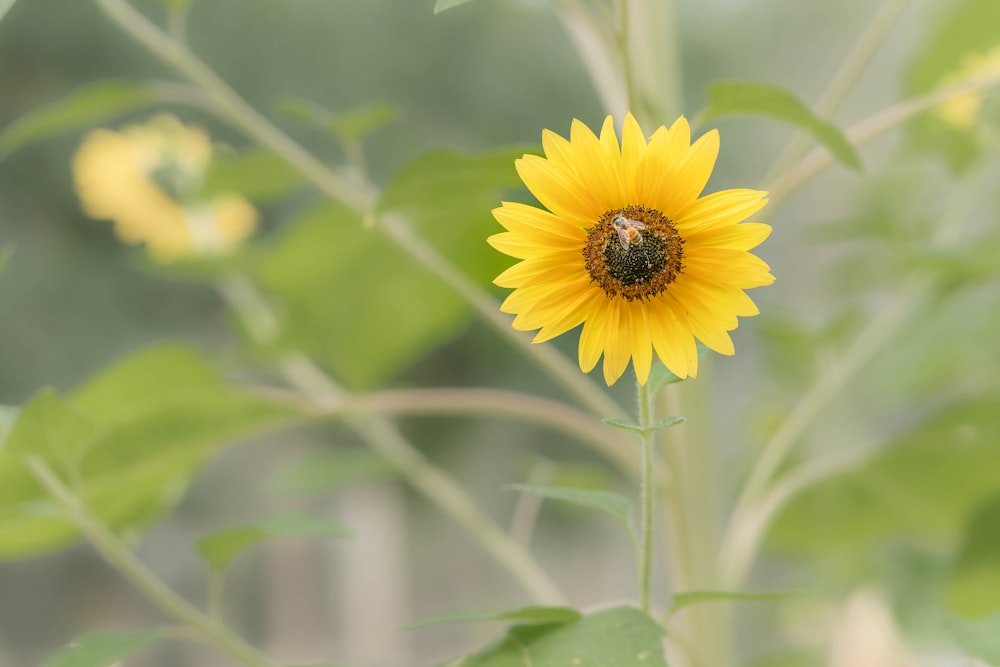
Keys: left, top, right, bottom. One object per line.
{"left": 624, "top": 0, "right": 684, "bottom": 125}
{"left": 274, "top": 385, "right": 633, "bottom": 472}
{"left": 659, "top": 379, "right": 728, "bottom": 667}
{"left": 218, "top": 274, "right": 566, "bottom": 605}
{"left": 26, "top": 457, "right": 277, "bottom": 667}
{"left": 92, "top": 0, "right": 624, "bottom": 421}
{"left": 551, "top": 0, "right": 628, "bottom": 119}
{"left": 635, "top": 377, "right": 656, "bottom": 614}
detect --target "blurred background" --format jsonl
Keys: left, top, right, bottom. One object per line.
{"left": 2, "top": 0, "right": 1000, "bottom": 666}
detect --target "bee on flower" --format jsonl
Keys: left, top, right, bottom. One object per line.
{"left": 488, "top": 113, "right": 774, "bottom": 386}
{"left": 72, "top": 114, "right": 257, "bottom": 261}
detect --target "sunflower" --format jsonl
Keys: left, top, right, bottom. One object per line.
{"left": 73, "top": 114, "right": 257, "bottom": 261}
{"left": 488, "top": 113, "right": 774, "bottom": 386}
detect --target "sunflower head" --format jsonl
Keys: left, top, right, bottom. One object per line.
{"left": 72, "top": 114, "right": 257, "bottom": 262}
{"left": 488, "top": 113, "right": 774, "bottom": 386}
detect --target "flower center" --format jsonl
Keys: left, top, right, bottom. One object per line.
{"left": 583, "top": 205, "right": 684, "bottom": 301}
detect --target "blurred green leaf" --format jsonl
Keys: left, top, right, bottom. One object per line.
{"left": 505, "top": 483, "right": 633, "bottom": 530}
{"left": 945, "top": 494, "right": 1000, "bottom": 618}
{"left": 39, "top": 630, "right": 161, "bottom": 667}
{"left": 434, "top": 0, "right": 478, "bottom": 13}
{"left": 602, "top": 416, "right": 685, "bottom": 435}
{"left": 4, "top": 389, "right": 100, "bottom": 469}
{"left": 268, "top": 448, "right": 398, "bottom": 498}
{"left": 904, "top": 0, "right": 1000, "bottom": 169}
{"left": 253, "top": 146, "right": 525, "bottom": 389}
{"left": 197, "top": 511, "right": 350, "bottom": 574}
{"left": 646, "top": 362, "right": 685, "bottom": 394}
{"left": 452, "top": 606, "right": 666, "bottom": 667}
{"left": 0, "top": 0, "right": 18, "bottom": 25}
{"left": 769, "top": 395, "right": 1000, "bottom": 568}
{"left": 0, "top": 80, "right": 154, "bottom": 160}
{"left": 668, "top": 589, "right": 807, "bottom": 615}
{"left": 201, "top": 148, "right": 306, "bottom": 203}
{"left": 403, "top": 606, "right": 580, "bottom": 630}
{"left": 0, "top": 344, "right": 300, "bottom": 561}
{"left": 703, "top": 81, "right": 862, "bottom": 170}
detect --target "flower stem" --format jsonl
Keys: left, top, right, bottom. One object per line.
{"left": 659, "top": 378, "right": 728, "bottom": 667}
{"left": 266, "top": 384, "right": 632, "bottom": 472}
{"left": 26, "top": 457, "right": 276, "bottom": 667}
{"left": 636, "top": 377, "right": 656, "bottom": 613}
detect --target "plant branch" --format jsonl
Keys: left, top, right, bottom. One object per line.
{"left": 27, "top": 457, "right": 277, "bottom": 667}
{"left": 255, "top": 383, "right": 632, "bottom": 471}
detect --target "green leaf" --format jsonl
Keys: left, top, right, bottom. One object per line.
{"left": 4, "top": 389, "right": 101, "bottom": 468}
{"left": 945, "top": 494, "right": 1000, "bottom": 618}
{"left": 0, "top": 80, "right": 154, "bottom": 160}
{"left": 702, "top": 81, "right": 862, "bottom": 170}
{"left": 769, "top": 395, "right": 1000, "bottom": 571}
{"left": 268, "top": 448, "right": 398, "bottom": 498}
{"left": 505, "top": 483, "right": 633, "bottom": 529}
{"left": 39, "top": 630, "right": 161, "bottom": 667}
{"left": 668, "top": 589, "right": 808, "bottom": 615}
{"left": 0, "top": 0, "right": 18, "bottom": 25}
{"left": 904, "top": 0, "right": 1000, "bottom": 169}
{"left": 602, "top": 416, "right": 685, "bottom": 435}
{"left": 0, "top": 344, "right": 300, "bottom": 561}
{"left": 403, "top": 606, "right": 580, "bottom": 630}
{"left": 253, "top": 146, "right": 525, "bottom": 389}
{"left": 200, "top": 148, "right": 306, "bottom": 203}
{"left": 197, "top": 511, "right": 350, "bottom": 574}
{"left": 453, "top": 606, "right": 667, "bottom": 667}
{"left": 645, "top": 344, "right": 709, "bottom": 395}
{"left": 434, "top": 0, "right": 478, "bottom": 13}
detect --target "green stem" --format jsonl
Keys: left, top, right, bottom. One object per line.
{"left": 268, "top": 385, "right": 632, "bottom": 471}
{"left": 216, "top": 274, "right": 566, "bottom": 605}
{"left": 26, "top": 457, "right": 276, "bottom": 667}
{"left": 551, "top": 0, "right": 628, "bottom": 118}
{"left": 624, "top": 0, "right": 684, "bottom": 124}
{"left": 93, "top": 0, "right": 624, "bottom": 420}
{"left": 659, "top": 379, "right": 727, "bottom": 667}
{"left": 636, "top": 377, "right": 656, "bottom": 613}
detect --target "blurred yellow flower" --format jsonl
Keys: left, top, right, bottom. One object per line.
{"left": 936, "top": 46, "right": 1000, "bottom": 130}
{"left": 73, "top": 114, "right": 257, "bottom": 261}
{"left": 489, "top": 113, "right": 773, "bottom": 386}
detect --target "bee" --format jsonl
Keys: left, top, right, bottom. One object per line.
{"left": 612, "top": 215, "right": 646, "bottom": 251}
